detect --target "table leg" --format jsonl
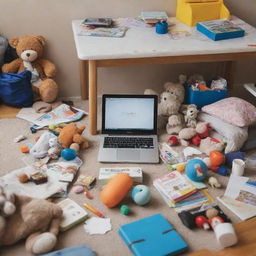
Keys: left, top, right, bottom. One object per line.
{"left": 223, "top": 61, "right": 235, "bottom": 91}
{"left": 79, "top": 60, "right": 88, "bottom": 100}
{"left": 89, "top": 60, "right": 97, "bottom": 135}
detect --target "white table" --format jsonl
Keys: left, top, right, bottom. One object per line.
{"left": 72, "top": 17, "right": 256, "bottom": 135}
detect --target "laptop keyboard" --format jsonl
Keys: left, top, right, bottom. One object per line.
{"left": 103, "top": 137, "right": 154, "bottom": 149}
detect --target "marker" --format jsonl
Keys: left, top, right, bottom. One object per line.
{"left": 83, "top": 203, "right": 105, "bottom": 218}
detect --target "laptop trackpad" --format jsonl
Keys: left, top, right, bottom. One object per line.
{"left": 117, "top": 149, "right": 140, "bottom": 161}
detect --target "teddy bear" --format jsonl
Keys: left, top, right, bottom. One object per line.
{"left": 2, "top": 35, "right": 58, "bottom": 103}
{"left": 58, "top": 123, "right": 89, "bottom": 151}
{"left": 0, "top": 184, "right": 63, "bottom": 254}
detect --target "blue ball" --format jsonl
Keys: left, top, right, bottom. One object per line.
{"left": 185, "top": 159, "right": 207, "bottom": 182}
{"left": 61, "top": 148, "right": 77, "bottom": 161}
{"left": 131, "top": 185, "right": 151, "bottom": 206}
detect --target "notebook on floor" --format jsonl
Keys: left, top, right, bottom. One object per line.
{"left": 118, "top": 213, "right": 188, "bottom": 256}
{"left": 98, "top": 94, "right": 159, "bottom": 163}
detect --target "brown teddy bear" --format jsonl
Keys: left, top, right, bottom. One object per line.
{"left": 2, "top": 35, "right": 58, "bottom": 103}
{"left": 0, "top": 184, "right": 63, "bottom": 254}
{"left": 58, "top": 123, "right": 89, "bottom": 150}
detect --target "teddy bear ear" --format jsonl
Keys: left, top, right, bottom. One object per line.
{"left": 35, "top": 35, "right": 46, "bottom": 46}
{"left": 9, "top": 37, "right": 19, "bottom": 48}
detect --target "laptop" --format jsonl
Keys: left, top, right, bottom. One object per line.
{"left": 98, "top": 94, "right": 159, "bottom": 163}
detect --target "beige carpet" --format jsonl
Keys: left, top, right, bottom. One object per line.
{"left": 0, "top": 100, "right": 254, "bottom": 256}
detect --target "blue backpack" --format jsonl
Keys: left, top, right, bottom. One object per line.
{"left": 0, "top": 70, "right": 33, "bottom": 108}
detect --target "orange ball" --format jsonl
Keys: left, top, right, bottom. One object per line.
{"left": 210, "top": 151, "right": 225, "bottom": 166}
{"left": 19, "top": 173, "right": 29, "bottom": 183}
{"left": 20, "top": 145, "right": 29, "bottom": 153}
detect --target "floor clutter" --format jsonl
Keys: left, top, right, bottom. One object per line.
{"left": 1, "top": 7, "right": 256, "bottom": 256}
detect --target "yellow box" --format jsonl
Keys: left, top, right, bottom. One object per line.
{"left": 176, "top": 0, "right": 230, "bottom": 27}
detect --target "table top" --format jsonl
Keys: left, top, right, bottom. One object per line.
{"left": 72, "top": 16, "right": 256, "bottom": 60}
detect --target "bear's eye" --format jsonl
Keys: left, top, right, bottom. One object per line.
{"left": 22, "top": 50, "right": 25, "bottom": 52}
{"left": 170, "top": 92, "right": 174, "bottom": 94}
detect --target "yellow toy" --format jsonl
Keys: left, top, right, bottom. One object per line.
{"left": 176, "top": 0, "right": 230, "bottom": 27}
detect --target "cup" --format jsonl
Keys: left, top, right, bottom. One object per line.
{"left": 156, "top": 21, "right": 168, "bottom": 34}
{"left": 232, "top": 159, "right": 245, "bottom": 176}
{"left": 214, "top": 223, "right": 238, "bottom": 248}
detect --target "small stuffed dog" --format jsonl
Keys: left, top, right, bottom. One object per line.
{"left": 182, "top": 104, "right": 199, "bottom": 128}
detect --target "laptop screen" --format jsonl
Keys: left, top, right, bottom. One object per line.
{"left": 102, "top": 95, "right": 158, "bottom": 135}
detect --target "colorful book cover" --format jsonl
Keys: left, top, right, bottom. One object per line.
{"left": 196, "top": 19, "right": 245, "bottom": 41}
{"left": 118, "top": 214, "right": 188, "bottom": 256}
{"left": 153, "top": 171, "right": 196, "bottom": 203}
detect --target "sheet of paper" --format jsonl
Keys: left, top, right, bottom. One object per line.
{"left": 84, "top": 217, "right": 111, "bottom": 235}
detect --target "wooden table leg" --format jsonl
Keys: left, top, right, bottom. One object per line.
{"left": 223, "top": 61, "right": 235, "bottom": 91}
{"left": 89, "top": 60, "right": 97, "bottom": 135}
{"left": 79, "top": 60, "right": 88, "bottom": 100}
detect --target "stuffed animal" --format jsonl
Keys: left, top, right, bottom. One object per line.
{"left": 0, "top": 185, "right": 63, "bottom": 254}
{"left": 182, "top": 104, "right": 199, "bottom": 128}
{"left": 199, "top": 137, "right": 225, "bottom": 155}
{"left": 2, "top": 35, "right": 58, "bottom": 103}
{"left": 166, "top": 114, "right": 184, "bottom": 135}
{"left": 58, "top": 123, "right": 89, "bottom": 150}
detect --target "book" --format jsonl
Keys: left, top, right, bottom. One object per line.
{"left": 196, "top": 19, "right": 245, "bottom": 41}
{"left": 140, "top": 11, "right": 168, "bottom": 24}
{"left": 98, "top": 167, "right": 143, "bottom": 186}
{"left": 118, "top": 213, "right": 188, "bottom": 256}
{"left": 153, "top": 171, "right": 197, "bottom": 204}
{"left": 82, "top": 18, "right": 112, "bottom": 27}
{"left": 58, "top": 198, "right": 88, "bottom": 231}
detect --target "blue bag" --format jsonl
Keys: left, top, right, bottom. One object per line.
{"left": 0, "top": 70, "right": 33, "bottom": 108}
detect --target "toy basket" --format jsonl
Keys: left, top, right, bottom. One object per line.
{"left": 184, "top": 85, "right": 228, "bottom": 108}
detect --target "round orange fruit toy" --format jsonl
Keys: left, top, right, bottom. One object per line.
{"left": 100, "top": 173, "right": 133, "bottom": 208}
{"left": 210, "top": 151, "right": 225, "bottom": 167}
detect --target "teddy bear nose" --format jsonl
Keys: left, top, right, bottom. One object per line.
{"left": 26, "top": 53, "right": 30, "bottom": 57}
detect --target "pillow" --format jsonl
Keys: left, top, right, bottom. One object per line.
{"left": 202, "top": 97, "right": 256, "bottom": 127}
{"left": 198, "top": 112, "right": 248, "bottom": 153}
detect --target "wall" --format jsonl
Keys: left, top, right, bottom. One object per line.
{"left": 0, "top": 0, "right": 255, "bottom": 103}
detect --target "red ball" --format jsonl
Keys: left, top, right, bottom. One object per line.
{"left": 191, "top": 135, "right": 201, "bottom": 146}
{"left": 168, "top": 136, "right": 179, "bottom": 146}
{"left": 195, "top": 215, "right": 210, "bottom": 230}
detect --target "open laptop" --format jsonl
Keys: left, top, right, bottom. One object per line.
{"left": 98, "top": 94, "right": 159, "bottom": 163}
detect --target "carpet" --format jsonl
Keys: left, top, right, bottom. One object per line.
{"left": 0, "top": 99, "right": 254, "bottom": 256}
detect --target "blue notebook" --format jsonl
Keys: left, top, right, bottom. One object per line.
{"left": 118, "top": 213, "right": 188, "bottom": 256}
{"left": 196, "top": 19, "right": 245, "bottom": 41}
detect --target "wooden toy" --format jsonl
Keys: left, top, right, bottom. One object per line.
{"left": 100, "top": 173, "right": 133, "bottom": 208}
{"left": 195, "top": 215, "right": 210, "bottom": 230}
{"left": 185, "top": 159, "right": 207, "bottom": 182}
{"left": 131, "top": 185, "right": 151, "bottom": 206}
{"left": 176, "top": 0, "right": 230, "bottom": 27}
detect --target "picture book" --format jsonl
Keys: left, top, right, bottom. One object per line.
{"left": 153, "top": 171, "right": 196, "bottom": 203}
{"left": 140, "top": 11, "right": 168, "bottom": 24}
{"left": 118, "top": 213, "right": 188, "bottom": 256}
{"left": 99, "top": 167, "right": 143, "bottom": 186}
{"left": 196, "top": 19, "right": 245, "bottom": 41}
{"left": 58, "top": 198, "right": 88, "bottom": 231}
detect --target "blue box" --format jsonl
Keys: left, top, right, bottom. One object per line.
{"left": 184, "top": 85, "right": 228, "bottom": 109}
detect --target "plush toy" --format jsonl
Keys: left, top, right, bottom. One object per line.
{"left": 182, "top": 104, "right": 199, "bottom": 128}
{"left": 58, "top": 123, "right": 89, "bottom": 150}
{"left": 0, "top": 185, "right": 63, "bottom": 254}
{"left": 200, "top": 137, "right": 225, "bottom": 156}
{"left": 2, "top": 35, "right": 58, "bottom": 103}
{"left": 166, "top": 114, "right": 184, "bottom": 135}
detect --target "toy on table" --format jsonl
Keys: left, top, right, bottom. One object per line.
{"left": 61, "top": 148, "right": 77, "bottom": 161}
{"left": 156, "top": 20, "right": 168, "bottom": 34}
{"left": 208, "top": 176, "right": 221, "bottom": 188}
{"left": 100, "top": 173, "right": 133, "bottom": 208}
{"left": 2, "top": 35, "right": 59, "bottom": 103}
{"left": 195, "top": 215, "right": 210, "bottom": 230}
{"left": 120, "top": 205, "right": 130, "bottom": 215}
{"left": 0, "top": 184, "right": 63, "bottom": 254}
{"left": 185, "top": 159, "right": 207, "bottom": 182}
{"left": 131, "top": 185, "right": 151, "bottom": 206}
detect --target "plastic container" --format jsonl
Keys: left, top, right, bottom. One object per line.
{"left": 184, "top": 85, "right": 228, "bottom": 109}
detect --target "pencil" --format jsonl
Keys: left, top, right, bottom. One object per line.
{"left": 83, "top": 203, "right": 105, "bottom": 218}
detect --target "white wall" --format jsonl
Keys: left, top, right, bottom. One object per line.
{"left": 0, "top": 0, "right": 255, "bottom": 103}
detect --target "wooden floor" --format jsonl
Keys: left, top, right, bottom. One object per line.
{"left": 189, "top": 217, "right": 256, "bottom": 256}
{"left": 0, "top": 104, "right": 20, "bottom": 119}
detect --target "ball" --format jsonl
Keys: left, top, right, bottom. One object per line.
{"left": 185, "top": 159, "right": 207, "bottom": 182}
{"left": 131, "top": 185, "right": 151, "bottom": 206}
{"left": 120, "top": 205, "right": 130, "bottom": 215}
{"left": 61, "top": 148, "right": 77, "bottom": 161}
{"left": 210, "top": 151, "right": 225, "bottom": 166}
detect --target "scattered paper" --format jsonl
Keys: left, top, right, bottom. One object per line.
{"left": 84, "top": 217, "right": 111, "bottom": 235}
{"left": 183, "top": 147, "right": 202, "bottom": 158}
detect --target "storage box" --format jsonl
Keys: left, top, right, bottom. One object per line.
{"left": 184, "top": 85, "right": 228, "bottom": 108}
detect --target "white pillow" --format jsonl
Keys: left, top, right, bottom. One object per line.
{"left": 198, "top": 112, "right": 248, "bottom": 153}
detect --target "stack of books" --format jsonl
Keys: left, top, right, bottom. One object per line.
{"left": 140, "top": 11, "right": 168, "bottom": 24}
{"left": 153, "top": 171, "right": 197, "bottom": 207}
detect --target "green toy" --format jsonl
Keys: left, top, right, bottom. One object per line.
{"left": 120, "top": 205, "right": 130, "bottom": 215}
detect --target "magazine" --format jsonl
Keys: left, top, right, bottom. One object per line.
{"left": 82, "top": 18, "right": 113, "bottom": 27}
